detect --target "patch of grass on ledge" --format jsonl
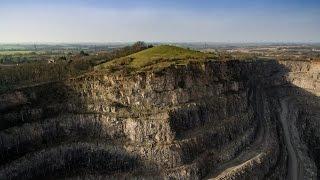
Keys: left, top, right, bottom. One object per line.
{"left": 95, "top": 45, "right": 216, "bottom": 73}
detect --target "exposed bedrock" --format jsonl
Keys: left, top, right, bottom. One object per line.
{"left": 0, "top": 60, "right": 319, "bottom": 179}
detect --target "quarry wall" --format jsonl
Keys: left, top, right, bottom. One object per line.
{"left": 0, "top": 60, "right": 319, "bottom": 179}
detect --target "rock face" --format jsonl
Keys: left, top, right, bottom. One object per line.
{"left": 0, "top": 60, "right": 319, "bottom": 179}
{"left": 274, "top": 61, "right": 320, "bottom": 179}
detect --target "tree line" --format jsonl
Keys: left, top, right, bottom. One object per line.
{"left": 0, "top": 42, "right": 150, "bottom": 93}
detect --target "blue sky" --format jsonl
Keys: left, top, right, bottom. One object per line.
{"left": 0, "top": 0, "right": 319, "bottom": 42}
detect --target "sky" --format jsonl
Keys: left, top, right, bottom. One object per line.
{"left": 0, "top": 0, "right": 319, "bottom": 43}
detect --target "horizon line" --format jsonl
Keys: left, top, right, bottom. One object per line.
{"left": 1, "top": 41, "right": 320, "bottom": 45}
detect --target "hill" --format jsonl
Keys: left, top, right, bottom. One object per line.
{"left": 95, "top": 45, "right": 216, "bottom": 73}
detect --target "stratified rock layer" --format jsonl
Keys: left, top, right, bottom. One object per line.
{"left": 0, "top": 60, "right": 319, "bottom": 179}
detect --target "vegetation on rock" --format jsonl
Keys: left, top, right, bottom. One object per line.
{"left": 0, "top": 42, "right": 150, "bottom": 94}
{"left": 96, "top": 45, "right": 217, "bottom": 73}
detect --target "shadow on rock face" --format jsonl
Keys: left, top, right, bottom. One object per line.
{"left": 0, "top": 60, "right": 319, "bottom": 179}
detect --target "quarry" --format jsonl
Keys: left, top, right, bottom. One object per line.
{"left": 0, "top": 45, "right": 319, "bottom": 179}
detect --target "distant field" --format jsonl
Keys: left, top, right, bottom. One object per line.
{"left": 0, "top": 51, "right": 34, "bottom": 55}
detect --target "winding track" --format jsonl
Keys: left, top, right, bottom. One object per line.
{"left": 207, "top": 94, "right": 316, "bottom": 180}
{"left": 280, "top": 99, "right": 300, "bottom": 180}
{"left": 206, "top": 86, "right": 272, "bottom": 179}
{"left": 206, "top": 116, "right": 267, "bottom": 179}
{"left": 280, "top": 98, "right": 317, "bottom": 180}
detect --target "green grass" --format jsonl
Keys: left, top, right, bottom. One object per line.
{"left": 129, "top": 45, "right": 214, "bottom": 68}
{"left": 96, "top": 45, "right": 216, "bottom": 73}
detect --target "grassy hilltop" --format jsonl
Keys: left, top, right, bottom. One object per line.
{"left": 96, "top": 45, "right": 216, "bottom": 73}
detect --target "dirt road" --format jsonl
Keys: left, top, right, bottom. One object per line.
{"left": 206, "top": 86, "right": 270, "bottom": 179}
{"left": 280, "top": 99, "right": 299, "bottom": 180}
{"left": 280, "top": 98, "right": 317, "bottom": 180}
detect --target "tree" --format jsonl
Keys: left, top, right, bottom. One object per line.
{"left": 79, "top": 50, "right": 89, "bottom": 56}
{"left": 132, "top": 41, "right": 148, "bottom": 51}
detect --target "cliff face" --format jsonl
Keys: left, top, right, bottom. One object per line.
{"left": 272, "top": 61, "right": 320, "bottom": 179}
{"left": 0, "top": 60, "right": 319, "bottom": 179}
